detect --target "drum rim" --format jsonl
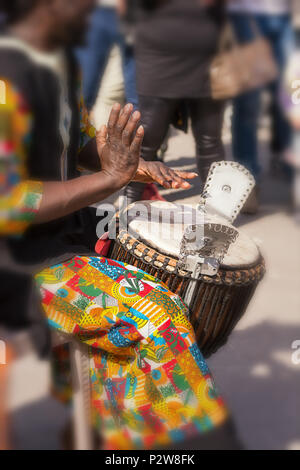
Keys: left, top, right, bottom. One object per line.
{"left": 115, "top": 229, "right": 266, "bottom": 286}
{"left": 136, "top": 233, "right": 260, "bottom": 271}
{"left": 118, "top": 204, "right": 261, "bottom": 271}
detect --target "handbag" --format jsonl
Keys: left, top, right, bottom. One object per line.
{"left": 210, "top": 20, "right": 279, "bottom": 100}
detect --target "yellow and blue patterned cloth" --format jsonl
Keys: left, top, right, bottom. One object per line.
{"left": 36, "top": 256, "right": 228, "bottom": 450}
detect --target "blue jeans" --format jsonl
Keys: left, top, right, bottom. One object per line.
{"left": 230, "top": 13, "right": 293, "bottom": 179}
{"left": 76, "top": 7, "right": 138, "bottom": 111}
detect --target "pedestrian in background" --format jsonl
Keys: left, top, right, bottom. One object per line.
{"left": 125, "top": 0, "right": 226, "bottom": 204}
{"left": 76, "top": 0, "right": 138, "bottom": 119}
{"left": 228, "top": 0, "right": 293, "bottom": 212}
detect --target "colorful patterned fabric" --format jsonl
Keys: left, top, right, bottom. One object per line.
{"left": 36, "top": 256, "right": 228, "bottom": 450}
{"left": 0, "top": 76, "right": 96, "bottom": 236}
{"left": 78, "top": 77, "right": 96, "bottom": 153}
{"left": 0, "top": 79, "right": 43, "bottom": 235}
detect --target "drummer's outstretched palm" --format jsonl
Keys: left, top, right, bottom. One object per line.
{"left": 96, "top": 103, "right": 144, "bottom": 188}
{"left": 135, "top": 160, "right": 198, "bottom": 189}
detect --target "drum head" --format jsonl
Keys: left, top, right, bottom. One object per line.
{"left": 120, "top": 201, "right": 260, "bottom": 269}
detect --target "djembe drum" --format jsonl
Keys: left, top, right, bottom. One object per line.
{"left": 109, "top": 162, "right": 265, "bottom": 357}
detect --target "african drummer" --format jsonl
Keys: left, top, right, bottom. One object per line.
{"left": 0, "top": 0, "right": 242, "bottom": 450}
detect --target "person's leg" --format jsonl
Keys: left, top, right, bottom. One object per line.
{"left": 75, "top": 8, "right": 117, "bottom": 111}
{"left": 139, "top": 96, "right": 179, "bottom": 162}
{"left": 259, "top": 14, "right": 293, "bottom": 155}
{"left": 91, "top": 44, "right": 125, "bottom": 130}
{"left": 189, "top": 97, "right": 225, "bottom": 183}
{"left": 232, "top": 90, "right": 261, "bottom": 179}
{"left": 229, "top": 14, "right": 262, "bottom": 180}
{"left": 124, "top": 96, "right": 178, "bottom": 203}
{"left": 119, "top": 40, "right": 139, "bottom": 109}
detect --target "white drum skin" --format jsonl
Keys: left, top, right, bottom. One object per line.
{"left": 124, "top": 201, "right": 260, "bottom": 269}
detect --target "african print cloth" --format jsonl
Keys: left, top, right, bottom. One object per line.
{"left": 36, "top": 256, "right": 228, "bottom": 450}
{"left": 0, "top": 75, "right": 95, "bottom": 236}
{"left": 0, "top": 80, "right": 43, "bottom": 235}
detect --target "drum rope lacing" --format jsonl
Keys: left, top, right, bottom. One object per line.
{"left": 115, "top": 229, "right": 265, "bottom": 287}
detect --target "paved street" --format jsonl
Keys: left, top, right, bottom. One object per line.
{"left": 6, "top": 123, "right": 300, "bottom": 450}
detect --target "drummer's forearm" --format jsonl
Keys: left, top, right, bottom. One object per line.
{"left": 34, "top": 172, "right": 122, "bottom": 224}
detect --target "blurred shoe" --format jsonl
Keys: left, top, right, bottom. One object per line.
{"left": 241, "top": 186, "right": 259, "bottom": 215}
{"left": 142, "top": 183, "right": 166, "bottom": 202}
{"left": 157, "top": 140, "right": 169, "bottom": 162}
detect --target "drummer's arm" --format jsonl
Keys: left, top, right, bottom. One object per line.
{"left": 1, "top": 95, "right": 143, "bottom": 230}
{"left": 36, "top": 104, "right": 144, "bottom": 224}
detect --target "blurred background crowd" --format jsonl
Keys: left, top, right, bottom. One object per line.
{"left": 74, "top": 0, "right": 300, "bottom": 213}
{"left": 0, "top": 0, "right": 299, "bottom": 451}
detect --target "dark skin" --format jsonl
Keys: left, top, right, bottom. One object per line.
{"left": 8, "top": 0, "right": 197, "bottom": 224}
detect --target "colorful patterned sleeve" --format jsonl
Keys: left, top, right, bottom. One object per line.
{"left": 0, "top": 79, "right": 43, "bottom": 235}
{"left": 78, "top": 77, "right": 96, "bottom": 153}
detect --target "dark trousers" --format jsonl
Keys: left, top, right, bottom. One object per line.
{"left": 125, "top": 95, "right": 225, "bottom": 203}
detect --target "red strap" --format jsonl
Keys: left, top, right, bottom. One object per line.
{"left": 95, "top": 232, "right": 112, "bottom": 256}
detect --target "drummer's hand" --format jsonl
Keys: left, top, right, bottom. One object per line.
{"left": 134, "top": 159, "right": 198, "bottom": 189}
{"left": 96, "top": 103, "right": 144, "bottom": 189}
